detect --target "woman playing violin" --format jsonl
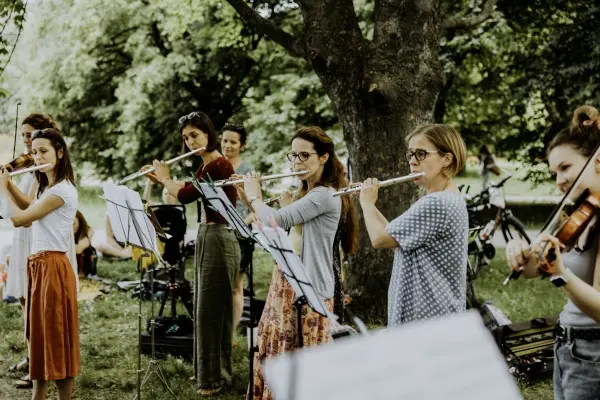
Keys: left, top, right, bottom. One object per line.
{"left": 506, "top": 106, "right": 600, "bottom": 400}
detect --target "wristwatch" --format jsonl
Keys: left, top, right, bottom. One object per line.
{"left": 550, "top": 275, "right": 568, "bottom": 287}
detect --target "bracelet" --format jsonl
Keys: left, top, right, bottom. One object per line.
{"left": 247, "top": 195, "right": 259, "bottom": 203}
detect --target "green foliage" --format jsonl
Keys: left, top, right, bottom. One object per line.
{"left": 0, "top": 0, "right": 340, "bottom": 183}
{"left": 0, "top": 0, "right": 26, "bottom": 80}
{"left": 440, "top": 1, "right": 600, "bottom": 184}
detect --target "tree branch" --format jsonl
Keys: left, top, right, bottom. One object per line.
{"left": 224, "top": 0, "right": 306, "bottom": 58}
{"left": 0, "top": 0, "right": 25, "bottom": 81}
{"left": 443, "top": 0, "right": 497, "bottom": 30}
{"left": 150, "top": 21, "right": 170, "bottom": 57}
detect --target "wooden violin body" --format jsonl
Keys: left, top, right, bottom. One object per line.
{"left": 4, "top": 153, "right": 34, "bottom": 173}
{"left": 537, "top": 190, "right": 600, "bottom": 276}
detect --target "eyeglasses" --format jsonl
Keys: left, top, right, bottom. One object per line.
{"left": 286, "top": 152, "right": 318, "bottom": 162}
{"left": 31, "top": 128, "right": 55, "bottom": 140}
{"left": 178, "top": 112, "right": 203, "bottom": 124}
{"left": 405, "top": 149, "right": 442, "bottom": 163}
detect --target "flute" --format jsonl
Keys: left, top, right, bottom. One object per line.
{"left": 333, "top": 172, "right": 425, "bottom": 196}
{"left": 118, "top": 147, "right": 206, "bottom": 185}
{"left": 9, "top": 163, "right": 52, "bottom": 177}
{"left": 214, "top": 170, "right": 309, "bottom": 187}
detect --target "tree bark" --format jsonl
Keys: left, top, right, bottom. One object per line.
{"left": 226, "top": 0, "right": 485, "bottom": 322}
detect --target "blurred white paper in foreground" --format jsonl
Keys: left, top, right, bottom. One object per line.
{"left": 265, "top": 310, "right": 522, "bottom": 400}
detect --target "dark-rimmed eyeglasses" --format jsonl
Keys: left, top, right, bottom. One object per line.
{"left": 405, "top": 149, "right": 442, "bottom": 163}
{"left": 286, "top": 152, "right": 318, "bottom": 162}
{"left": 178, "top": 112, "right": 203, "bottom": 124}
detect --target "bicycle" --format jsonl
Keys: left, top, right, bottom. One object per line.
{"left": 463, "top": 175, "right": 531, "bottom": 246}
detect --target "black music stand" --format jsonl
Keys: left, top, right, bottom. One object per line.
{"left": 251, "top": 222, "right": 335, "bottom": 400}
{"left": 102, "top": 183, "right": 178, "bottom": 400}
{"left": 190, "top": 178, "right": 258, "bottom": 392}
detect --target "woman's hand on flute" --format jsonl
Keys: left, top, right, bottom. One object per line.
{"left": 140, "top": 164, "right": 161, "bottom": 185}
{"left": 151, "top": 160, "right": 171, "bottom": 184}
{"left": 279, "top": 191, "right": 293, "bottom": 206}
{"left": 359, "top": 178, "right": 380, "bottom": 205}
{"left": 243, "top": 172, "right": 262, "bottom": 202}
{"left": 231, "top": 174, "right": 252, "bottom": 208}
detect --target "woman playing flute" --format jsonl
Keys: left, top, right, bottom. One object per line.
{"left": 147, "top": 111, "right": 240, "bottom": 396}
{"left": 359, "top": 124, "right": 469, "bottom": 327}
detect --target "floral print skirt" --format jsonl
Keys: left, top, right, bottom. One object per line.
{"left": 250, "top": 268, "right": 333, "bottom": 400}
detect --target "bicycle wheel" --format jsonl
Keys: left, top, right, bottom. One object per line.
{"left": 468, "top": 247, "right": 489, "bottom": 281}
{"left": 501, "top": 215, "right": 531, "bottom": 244}
{"left": 466, "top": 260, "right": 478, "bottom": 309}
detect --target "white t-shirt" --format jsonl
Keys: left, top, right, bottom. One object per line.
{"left": 31, "top": 181, "right": 78, "bottom": 254}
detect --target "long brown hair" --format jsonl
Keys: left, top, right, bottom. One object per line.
{"left": 292, "top": 126, "right": 358, "bottom": 255}
{"left": 74, "top": 210, "right": 91, "bottom": 242}
{"left": 32, "top": 128, "right": 76, "bottom": 197}
{"left": 178, "top": 111, "right": 219, "bottom": 153}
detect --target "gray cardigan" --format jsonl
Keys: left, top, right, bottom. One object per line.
{"left": 254, "top": 186, "right": 341, "bottom": 299}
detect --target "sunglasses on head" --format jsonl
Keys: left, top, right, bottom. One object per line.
{"left": 178, "top": 112, "right": 203, "bottom": 125}
{"left": 31, "top": 128, "right": 55, "bottom": 140}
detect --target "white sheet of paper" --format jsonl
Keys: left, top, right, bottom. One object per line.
{"left": 265, "top": 310, "right": 522, "bottom": 400}
{"left": 252, "top": 225, "right": 330, "bottom": 317}
{"left": 102, "top": 182, "right": 161, "bottom": 255}
{"left": 192, "top": 181, "right": 253, "bottom": 239}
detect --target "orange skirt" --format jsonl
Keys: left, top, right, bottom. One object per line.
{"left": 26, "top": 251, "right": 80, "bottom": 381}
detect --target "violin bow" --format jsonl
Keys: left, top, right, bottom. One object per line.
{"left": 540, "top": 138, "right": 600, "bottom": 235}
{"left": 12, "top": 101, "right": 21, "bottom": 158}
{"left": 504, "top": 133, "right": 600, "bottom": 285}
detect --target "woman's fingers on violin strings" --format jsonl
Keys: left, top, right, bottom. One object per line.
{"left": 538, "top": 233, "right": 566, "bottom": 250}
{"left": 506, "top": 240, "right": 528, "bottom": 270}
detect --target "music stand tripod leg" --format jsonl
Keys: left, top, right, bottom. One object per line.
{"left": 247, "top": 252, "right": 256, "bottom": 399}
{"left": 134, "top": 253, "right": 179, "bottom": 400}
{"left": 294, "top": 296, "right": 307, "bottom": 349}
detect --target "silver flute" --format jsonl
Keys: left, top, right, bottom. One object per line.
{"left": 333, "top": 172, "right": 425, "bottom": 196}
{"left": 118, "top": 147, "right": 206, "bottom": 185}
{"left": 9, "top": 163, "right": 52, "bottom": 177}
{"left": 214, "top": 170, "right": 309, "bottom": 187}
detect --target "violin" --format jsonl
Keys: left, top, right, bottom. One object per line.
{"left": 536, "top": 190, "right": 600, "bottom": 277}
{"left": 504, "top": 135, "right": 600, "bottom": 285}
{"left": 4, "top": 153, "right": 34, "bottom": 173}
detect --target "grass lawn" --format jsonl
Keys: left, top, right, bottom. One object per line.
{"left": 0, "top": 164, "right": 562, "bottom": 399}
{"left": 0, "top": 248, "right": 562, "bottom": 399}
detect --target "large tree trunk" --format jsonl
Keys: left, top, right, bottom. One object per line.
{"left": 298, "top": 1, "right": 444, "bottom": 323}
{"left": 225, "top": 0, "right": 493, "bottom": 322}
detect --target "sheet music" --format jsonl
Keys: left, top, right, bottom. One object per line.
{"left": 252, "top": 224, "right": 330, "bottom": 318}
{"left": 102, "top": 182, "right": 161, "bottom": 255}
{"left": 265, "top": 311, "right": 522, "bottom": 400}
{"left": 191, "top": 181, "right": 253, "bottom": 239}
